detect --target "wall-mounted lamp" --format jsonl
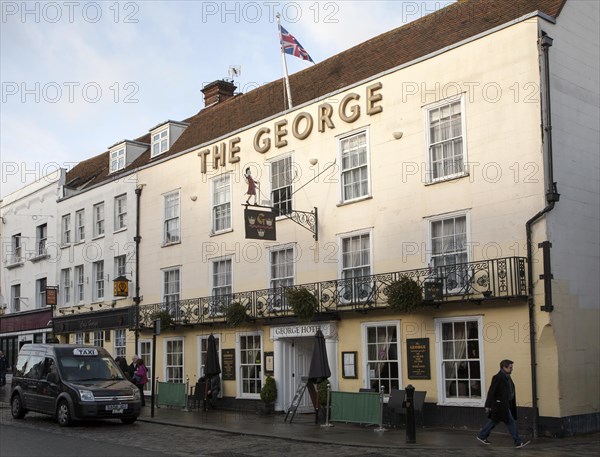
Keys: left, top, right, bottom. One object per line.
{"left": 309, "top": 158, "right": 318, "bottom": 166}
{"left": 393, "top": 131, "right": 404, "bottom": 140}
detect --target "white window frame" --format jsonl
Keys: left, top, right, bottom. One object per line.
{"left": 162, "top": 267, "right": 181, "bottom": 321}
{"left": 269, "top": 244, "right": 295, "bottom": 310}
{"left": 338, "top": 128, "right": 371, "bottom": 203}
{"left": 36, "top": 277, "right": 47, "bottom": 308}
{"left": 163, "top": 191, "right": 180, "bottom": 244}
{"left": 424, "top": 96, "right": 468, "bottom": 183}
{"left": 75, "top": 265, "right": 84, "bottom": 303}
{"left": 110, "top": 147, "right": 126, "bottom": 173}
{"left": 426, "top": 210, "right": 471, "bottom": 294}
{"left": 75, "top": 332, "right": 84, "bottom": 345}
{"left": 114, "top": 329, "right": 126, "bottom": 357}
{"left": 93, "top": 260, "right": 104, "bottom": 301}
{"left": 361, "top": 320, "right": 402, "bottom": 394}
{"left": 236, "top": 331, "right": 263, "bottom": 399}
{"left": 151, "top": 128, "right": 169, "bottom": 157}
{"left": 114, "top": 254, "right": 127, "bottom": 278}
{"left": 164, "top": 338, "right": 184, "bottom": 383}
{"left": 11, "top": 233, "right": 22, "bottom": 263}
{"left": 61, "top": 214, "right": 71, "bottom": 245}
{"left": 435, "top": 316, "right": 485, "bottom": 406}
{"left": 210, "top": 257, "right": 232, "bottom": 316}
{"left": 114, "top": 194, "right": 127, "bottom": 231}
{"left": 11, "top": 284, "right": 21, "bottom": 313}
{"left": 36, "top": 223, "right": 47, "bottom": 256}
{"left": 75, "top": 209, "right": 85, "bottom": 242}
{"left": 61, "top": 268, "right": 71, "bottom": 306}
{"left": 338, "top": 228, "right": 373, "bottom": 303}
{"left": 269, "top": 154, "right": 293, "bottom": 216}
{"left": 93, "top": 202, "right": 105, "bottom": 237}
{"left": 93, "top": 330, "right": 104, "bottom": 347}
{"left": 211, "top": 174, "right": 232, "bottom": 233}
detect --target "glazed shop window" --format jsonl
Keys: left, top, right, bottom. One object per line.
{"left": 166, "top": 339, "right": 184, "bottom": 383}
{"left": 363, "top": 322, "right": 400, "bottom": 393}
{"left": 239, "top": 333, "right": 262, "bottom": 397}
{"left": 436, "top": 317, "right": 483, "bottom": 405}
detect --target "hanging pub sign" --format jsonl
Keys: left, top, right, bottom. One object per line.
{"left": 45, "top": 286, "right": 58, "bottom": 307}
{"left": 113, "top": 275, "right": 129, "bottom": 297}
{"left": 244, "top": 208, "right": 276, "bottom": 241}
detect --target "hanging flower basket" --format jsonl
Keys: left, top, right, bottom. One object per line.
{"left": 286, "top": 287, "right": 318, "bottom": 323}
{"left": 387, "top": 277, "right": 423, "bottom": 313}
{"left": 226, "top": 302, "right": 249, "bottom": 327}
{"left": 150, "top": 310, "right": 174, "bottom": 330}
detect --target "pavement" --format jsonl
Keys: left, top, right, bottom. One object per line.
{"left": 137, "top": 401, "right": 600, "bottom": 452}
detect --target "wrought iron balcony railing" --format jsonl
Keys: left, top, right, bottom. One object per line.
{"left": 133, "top": 257, "right": 527, "bottom": 329}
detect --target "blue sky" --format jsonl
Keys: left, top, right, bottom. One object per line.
{"left": 1, "top": 1, "right": 453, "bottom": 198}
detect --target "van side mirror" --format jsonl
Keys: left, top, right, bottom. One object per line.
{"left": 47, "top": 372, "right": 59, "bottom": 384}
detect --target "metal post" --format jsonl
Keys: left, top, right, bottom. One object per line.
{"left": 405, "top": 384, "right": 416, "bottom": 443}
{"left": 374, "top": 384, "right": 387, "bottom": 432}
{"left": 321, "top": 382, "right": 333, "bottom": 428}
{"left": 150, "top": 322, "right": 157, "bottom": 417}
{"left": 183, "top": 375, "right": 189, "bottom": 411}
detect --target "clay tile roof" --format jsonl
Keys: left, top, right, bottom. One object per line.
{"left": 65, "top": 0, "right": 566, "bottom": 191}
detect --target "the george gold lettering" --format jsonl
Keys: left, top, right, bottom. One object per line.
{"left": 366, "top": 82, "right": 383, "bottom": 115}
{"left": 292, "top": 112, "right": 313, "bottom": 140}
{"left": 212, "top": 143, "right": 226, "bottom": 169}
{"left": 318, "top": 103, "right": 335, "bottom": 132}
{"left": 274, "top": 120, "right": 288, "bottom": 148}
{"left": 339, "top": 93, "right": 361, "bottom": 123}
{"left": 229, "top": 137, "right": 241, "bottom": 163}
{"left": 198, "top": 149, "right": 210, "bottom": 174}
{"left": 254, "top": 127, "right": 271, "bottom": 153}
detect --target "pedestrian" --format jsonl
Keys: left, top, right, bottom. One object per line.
{"left": 115, "top": 356, "right": 130, "bottom": 380}
{"left": 0, "top": 351, "right": 8, "bottom": 387}
{"left": 477, "top": 359, "right": 530, "bottom": 448}
{"left": 132, "top": 358, "right": 148, "bottom": 406}
{"left": 128, "top": 354, "right": 138, "bottom": 380}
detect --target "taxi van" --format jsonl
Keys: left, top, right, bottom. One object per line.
{"left": 10, "top": 344, "right": 141, "bottom": 426}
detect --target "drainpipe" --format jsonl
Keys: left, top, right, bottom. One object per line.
{"left": 133, "top": 185, "right": 143, "bottom": 351}
{"left": 526, "top": 33, "right": 560, "bottom": 439}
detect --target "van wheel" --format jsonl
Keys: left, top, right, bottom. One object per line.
{"left": 121, "top": 416, "right": 137, "bottom": 424}
{"left": 56, "top": 400, "right": 72, "bottom": 427}
{"left": 11, "top": 395, "right": 26, "bottom": 419}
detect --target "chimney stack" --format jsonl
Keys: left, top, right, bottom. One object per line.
{"left": 202, "top": 80, "right": 236, "bottom": 107}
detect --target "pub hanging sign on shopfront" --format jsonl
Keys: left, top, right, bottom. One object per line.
{"left": 45, "top": 286, "right": 58, "bottom": 307}
{"left": 244, "top": 208, "right": 276, "bottom": 241}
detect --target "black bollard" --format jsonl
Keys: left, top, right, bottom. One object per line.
{"left": 404, "top": 384, "right": 416, "bottom": 443}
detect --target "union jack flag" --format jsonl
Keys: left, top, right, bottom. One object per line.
{"left": 279, "top": 25, "right": 314, "bottom": 63}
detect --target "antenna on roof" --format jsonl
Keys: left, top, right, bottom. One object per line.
{"left": 228, "top": 65, "right": 241, "bottom": 83}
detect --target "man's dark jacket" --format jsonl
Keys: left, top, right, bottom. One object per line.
{"left": 484, "top": 369, "right": 518, "bottom": 423}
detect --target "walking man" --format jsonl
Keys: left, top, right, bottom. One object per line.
{"left": 477, "top": 359, "right": 530, "bottom": 448}
{"left": 0, "top": 351, "right": 8, "bottom": 387}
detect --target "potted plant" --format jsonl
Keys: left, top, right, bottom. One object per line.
{"left": 226, "top": 302, "right": 248, "bottom": 327}
{"left": 387, "top": 277, "right": 423, "bottom": 313}
{"left": 259, "top": 375, "right": 277, "bottom": 415}
{"left": 286, "top": 287, "right": 318, "bottom": 323}
{"left": 150, "top": 310, "right": 174, "bottom": 330}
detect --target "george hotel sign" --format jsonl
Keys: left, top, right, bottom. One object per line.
{"left": 244, "top": 208, "right": 276, "bottom": 240}
{"left": 270, "top": 322, "right": 337, "bottom": 340}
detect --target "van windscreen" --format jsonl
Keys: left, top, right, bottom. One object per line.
{"left": 57, "top": 355, "right": 125, "bottom": 382}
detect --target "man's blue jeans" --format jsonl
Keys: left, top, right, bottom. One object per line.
{"left": 478, "top": 409, "right": 522, "bottom": 445}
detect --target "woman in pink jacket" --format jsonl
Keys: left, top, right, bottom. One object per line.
{"left": 133, "top": 358, "right": 148, "bottom": 406}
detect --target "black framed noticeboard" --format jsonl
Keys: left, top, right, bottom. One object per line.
{"left": 221, "top": 349, "right": 236, "bottom": 381}
{"left": 406, "top": 338, "right": 431, "bottom": 379}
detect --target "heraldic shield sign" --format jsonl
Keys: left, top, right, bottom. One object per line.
{"left": 244, "top": 208, "right": 276, "bottom": 240}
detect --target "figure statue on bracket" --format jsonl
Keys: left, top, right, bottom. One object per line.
{"left": 244, "top": 167, "right": 258, "bottom": 205}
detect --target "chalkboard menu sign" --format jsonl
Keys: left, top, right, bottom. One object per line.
{"left": 221, "top": 349, "right": 236, "bottom": 381}
{"left": 407, "top": 338, "right": 430, "bottom": 379}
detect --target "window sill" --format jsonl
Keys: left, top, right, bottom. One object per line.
{"left": 60, "top": 243, "right": 71, "bottom": 249}
{"left": 162, "top": 240, "right": 181, "bottom": 248}
{"left": 336, "top": 195, "right": 373, "bottom": 207}
{"left": 92, "top": 234, "right": 105, "bottom": 241}
{"left": 425, "top": 172, "right": 469, "bottom": 186}
{"left": 210, "top": 228, "right": 233, "bottom": 237}
{"left": 438, "top": 399, "right": 484, "bottom": 407}
{"left": 30, "top": 253, "right": 50, "bottom": 263}
{"left": 113, "top": 228, "right": 127, "bottom": 234}
{"left": 74, "top": 240, "right": 85, "bottom": 245}
{"left": 5, "top": 261, "right": 24, "bottom": 269}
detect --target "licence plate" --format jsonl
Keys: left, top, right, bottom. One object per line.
{"left": 105, "top": 404, "right": 127, "bottom": 413}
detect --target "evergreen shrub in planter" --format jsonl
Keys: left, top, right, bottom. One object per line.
{"left": 387, "top": 277, "right": 423, "bottom": 313}
{"left": 151, "top": 310, "right": 174, "bottom": 330}
{"left": 226, "top": 302, "right": 248, "bottom": 327}
{"left": 259, "top": 375, "right": 277, "bottom": 415}
{"left": 286, "top": 287, "right": 318, "bottom": 323}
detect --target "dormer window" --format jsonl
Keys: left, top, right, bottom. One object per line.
{"left": 152, "top": 129, "right": 169, "bottom": 157}
{"left": 110, "top": 147, "right": 126, "bottom": 172}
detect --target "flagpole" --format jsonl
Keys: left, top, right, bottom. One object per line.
{"left": 277, "top": 13, "right": 293, "bottom": 110}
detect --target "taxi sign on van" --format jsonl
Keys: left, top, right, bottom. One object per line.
{"left": 73, "top": 348, "right": 99, "bottom": 356}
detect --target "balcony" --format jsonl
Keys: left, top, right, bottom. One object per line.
{"left": 133, "top": 257, "right": 527, "bottom": 329}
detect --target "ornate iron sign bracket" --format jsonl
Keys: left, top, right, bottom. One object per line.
{"left": 283, "top": 207, "right": 318, "bottom": 241}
